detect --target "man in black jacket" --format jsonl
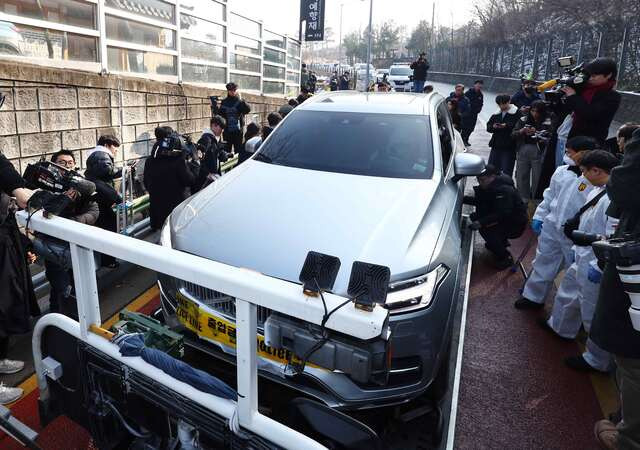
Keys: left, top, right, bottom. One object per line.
{"left": 463, "top": 80, "right": 484, "bottom": 145}
{"left": 464, "top": 164, "right": 528, "bottom": 269}
{"left": 562, "top": 57, "right": 621, "bottom": 145}
{"left": 41, "top": 150, "right": 98, "bottom": 315}
{"left": 0, "top": 154, "right": 37, "bottom": 403}
{"left": 590, "top": 128, "right": 640, "bottom": 449}
{"left": 195, "top": 116, "right": 229, "bottom": 190}
{"left": 144, "top": 127, "right": 196, "bottom": 230}
{"left": 486, "top": 94, "right": 520, "bottom": 176}
{"left": 85, "top": 148, "right": 122, "bottom": 268}
{"left": 212, "top": 82, "right": 251, "bottom": 154}
{"left": 410, "top": 52, "right": 429, "bottom": 93}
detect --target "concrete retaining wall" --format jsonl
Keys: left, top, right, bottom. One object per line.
{"left": 0, "top": 61, "right": 285, "bottom": 172}
{"left": 427, "top": 71, "right": 640, "bottom": 126}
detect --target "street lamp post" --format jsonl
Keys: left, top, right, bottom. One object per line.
{"left": 365, "top": 0, "right": 373, "bottom": 90}
{"left": 338, "top": 3, "right": 344, "bottom": 70}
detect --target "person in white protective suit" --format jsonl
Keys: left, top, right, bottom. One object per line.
{"left": 539, "top": 151, "right": 620, "bottom": 372}
{"left": 514, "top": 136, "right": 598, "bottom": 310}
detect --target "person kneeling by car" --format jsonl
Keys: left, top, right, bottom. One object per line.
{"left": 464, "top": 164, "right": 528, "bottom": 269}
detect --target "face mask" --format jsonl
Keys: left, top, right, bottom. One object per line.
{"left": 563, "top": 154, "right": 576, "bottom": 166}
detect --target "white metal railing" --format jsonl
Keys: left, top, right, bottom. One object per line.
{"left": 17, "top": 210, "right": 389, "bottom": 449}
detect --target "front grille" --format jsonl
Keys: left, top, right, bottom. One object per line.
{"left": 180, "top": 280, "right": 272, "bottom": 327}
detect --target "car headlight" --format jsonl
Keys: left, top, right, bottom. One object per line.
{"left": 160, "top": 219, "right": 172, "bottom": 248}
{"left": 384, "top": 265, "right": 449, "bottom": 313}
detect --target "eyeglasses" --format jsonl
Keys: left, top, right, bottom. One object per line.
{"left": 56, "top": 159, "right": 75, "bottom": 168}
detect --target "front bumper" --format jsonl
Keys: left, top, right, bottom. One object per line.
{"left": 158, "top": 264, "right": 460, "bottom": 411}
{"left": 390, "top": 81, "right": 413, "bottom": 92}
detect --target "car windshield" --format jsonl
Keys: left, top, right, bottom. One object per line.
{"left": 254, "top": 110, "right": 434, "bottom": 179}
{"left": 390, "top": 67, "right": 412, "bottom": 76}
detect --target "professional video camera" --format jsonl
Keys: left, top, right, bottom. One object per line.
{"left": 592, "top": 234, "right": 640, "bottom": 332}
{"left": 537, "top": 56, "right": 590, "bottom": 104}
{"left": 23, "top": 159, "right": 96, "bottom": 216}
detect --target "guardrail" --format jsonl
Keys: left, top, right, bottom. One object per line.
{"left": 17, "top": 210, "right": 389, "bottom": 449}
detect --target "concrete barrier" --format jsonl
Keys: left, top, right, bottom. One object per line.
{"left": 427, "top": 71, "right": 640, "bottom": 125}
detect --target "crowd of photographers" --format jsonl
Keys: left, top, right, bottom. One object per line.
{"left": 0, "top": 52, "right": 639, "bottom": 447}
{"left": 461, "top": 56, "right": 640, "bottom": 449}
{"left": 0, "top": 79, "right": 298, "bottom": 404}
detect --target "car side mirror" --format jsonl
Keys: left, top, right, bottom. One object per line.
{"left": 451, "top": 153, "right": 485, "bottom": 182}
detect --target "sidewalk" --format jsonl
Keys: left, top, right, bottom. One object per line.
{"left": 428, "top": 80, "right": 616, "bottom": 449}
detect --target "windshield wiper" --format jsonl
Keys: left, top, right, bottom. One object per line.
{"left": 253, "top": 153, "right": 272, "bottom": 163}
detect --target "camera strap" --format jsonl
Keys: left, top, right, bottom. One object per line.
{"left": 578, "top": 189, "right": 607, "bottom": 217}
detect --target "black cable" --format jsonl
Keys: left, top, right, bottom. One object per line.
{"left": 291, "top": 279, "right": 354, "bottom": 374}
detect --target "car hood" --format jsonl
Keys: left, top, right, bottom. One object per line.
{"left": 170, "top": 161, "right": 442, "bottom": 296}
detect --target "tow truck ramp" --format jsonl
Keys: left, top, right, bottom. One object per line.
{"left": 15, "top": 210, "right": 390, "bottom": 449}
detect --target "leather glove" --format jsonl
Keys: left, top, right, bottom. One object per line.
{"left": 469, "top": 221, "right": 482, "bottom": 231}
{"left": 531, "top": 219, "right": 543, "bottom": 235}
{"left": 588, "top": 266, "right": 602, "bottom": 284}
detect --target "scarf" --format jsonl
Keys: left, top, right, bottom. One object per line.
{"left": 580, "top": 79, "right": 615, "bottom": 104}
{"left": 572, "top": 79, "right": 615, "bottom": 131}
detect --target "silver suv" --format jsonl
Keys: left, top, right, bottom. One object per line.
{"left": 158, "top": 91, "right": 484, "bottom": 411}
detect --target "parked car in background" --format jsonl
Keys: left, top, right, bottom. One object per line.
{"left": 388, "top": 64, "right": 413, "bottom": 92}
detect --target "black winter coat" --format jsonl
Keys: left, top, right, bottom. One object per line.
{"left": 410, "top": 59, "right": 429, "bottom": 81}
{"left": 590, "top": 128, "right": 640, "bottom": 358}
{"left": 486, "top": 109, "right": 520, "bottom": 151}
{"left": 465, "top": 88, "right": 484, "bottom": 115}
{"left": 144, "top": 146, "right": 195, "bottom": 230}
{"left": 511, "top": 112, "right": 554, "bottom": 148}
{"left": 510, "top": 90, "right": 541, "bottom": 108}
{"left": 0, "top": 154, "right": 40, "bottom": 338}
{"left": 464, "top": 174, "right": 528, "bottom": 235}
{"left": 564, "top": 88, "right": 621, "bottom": 144}
{"left": 85, "top": 151, "right": 121, "bottom": 232}
{"left": 213, "top": 96, "right": 251, "bottom": 132}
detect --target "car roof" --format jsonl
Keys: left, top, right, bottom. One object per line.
{"left": 298, "top": 91, "right": 439, "bottom": 115}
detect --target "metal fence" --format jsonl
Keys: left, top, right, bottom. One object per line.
{"left": 428, "top": 23, "right": 640, "bottom": 92}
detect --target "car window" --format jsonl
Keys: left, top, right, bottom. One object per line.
{"left": 255, "top": 110, "right": 434, "bottom": 179}
{"left": 436, "top": 102, "right": 454, "bottom": 170}
{"left": 390, "top": 67, "right": 411, "bottom": 76}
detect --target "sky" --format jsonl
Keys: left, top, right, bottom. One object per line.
{"left": 231, "top": 0, "right": 477, "bottom": 42}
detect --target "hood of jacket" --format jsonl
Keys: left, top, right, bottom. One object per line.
{"left": 85, "top": 150, "right": 115, "bottom": 181}
{"left": 494, "top": 104, "right": 519, "bottom": 115}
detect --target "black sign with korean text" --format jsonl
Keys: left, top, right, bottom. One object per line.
{"left": 301, "top": 0, "right": 325, "bottom": 41}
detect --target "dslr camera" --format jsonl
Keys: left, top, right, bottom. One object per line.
{"left": 592, "top": 235, "right": 640, "bottom": 332}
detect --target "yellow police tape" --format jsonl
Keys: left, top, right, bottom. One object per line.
{"left": 175, "top": 292, "right": 314, "bottom": 367}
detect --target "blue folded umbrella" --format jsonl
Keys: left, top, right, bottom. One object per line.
{"left": 114, "top": 333, "right": 238, "bottom": 401}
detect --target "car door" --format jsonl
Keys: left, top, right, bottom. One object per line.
{"left": 434, "top": 100, "right": 465, "bottom": 228}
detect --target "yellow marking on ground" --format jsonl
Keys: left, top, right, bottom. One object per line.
{"left": 14, "top": 285, "right": 160, "bottom": 403}
{"left": 577, "top": 341, "right": 619, "bottom": 417}
{"left": 101, "top": 285, "right": 159, "bottom": 329}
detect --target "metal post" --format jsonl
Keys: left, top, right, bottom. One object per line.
{"left": 618, "top": 25, "right": 629, "bottom": 89}
{"left": 596, "top": 31, "right": 603, "bottom": 57}
{"left": 236, "top": 299, "right": 258, "bottom": 427}
{"left": 544, "top": 38, "right": 553, "bottom": 80}
{"left": 508, "top": 43, "right": 514, "bottom": 77}
{"left": 531, "top": 40, "right": 539, "bottom": 78}
{"left": 365, "top": 0, "right": 373, "bottom": 90}
{"left": 70, "top": 244, "right": 100, "bottom": 340}
{"left": 338, "top": 3, "right": 344, "bottom": 69}
{"left": 176, "top": 0, "right": 182, "bottom": 83}
{"left": 520, "top": 41, "right": 526, "bottom": 75}
{"left": 577, "top": 32, "right": 584, "bottom": 63}
{"left": 97, "top": 0, "right": 108, "bottom": 74}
